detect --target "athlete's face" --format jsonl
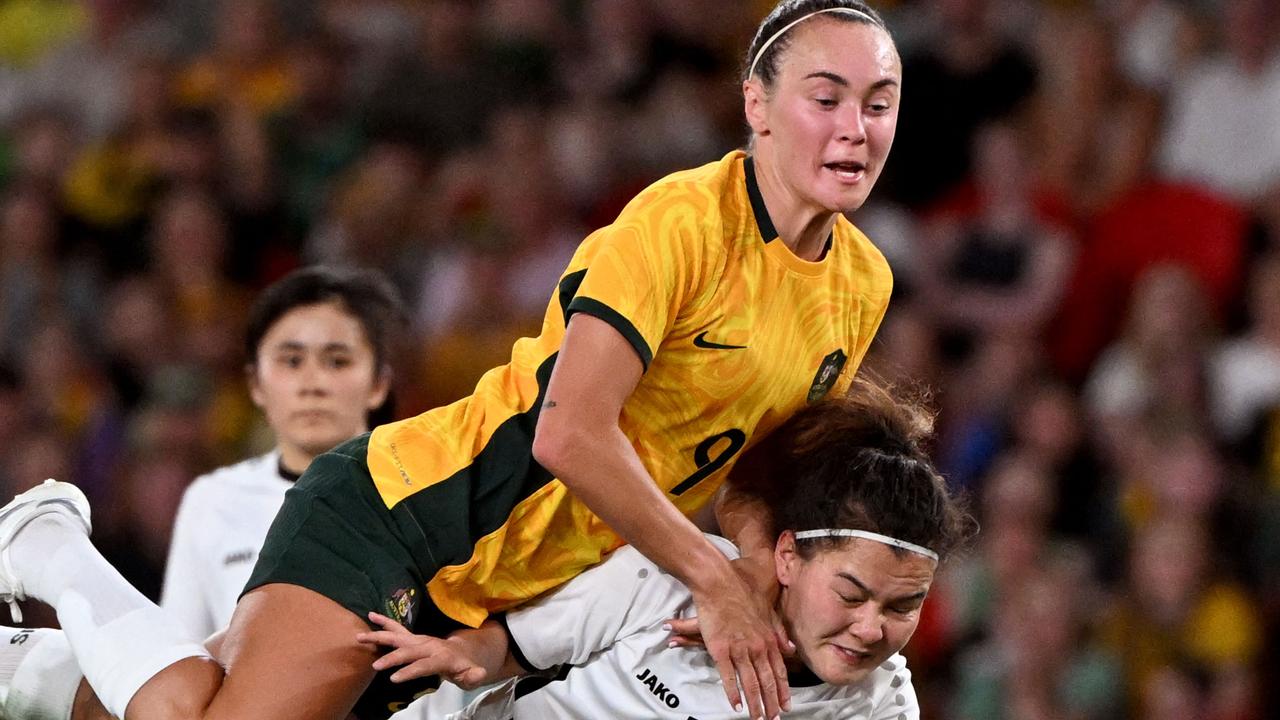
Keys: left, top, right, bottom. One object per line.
{"left": 775, "top": 532, "right": 934, "bottom": 686}
{"left": 250, "top": 302, "right": 389, "bottom": 469}
{"left": 745, "top": 19, "right": 900, "bottom": 214}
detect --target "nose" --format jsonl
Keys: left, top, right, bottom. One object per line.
{"left": 297, "top": 358, "right": 328, "bottom": 396}
{"left": 838, "top": 105, "right": 867, "bottom": 146}
{"left": 848, "top": 604, "right": 884, "bottom": 646}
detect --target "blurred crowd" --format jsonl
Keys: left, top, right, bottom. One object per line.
{"left": 0, "top": 0, "right": 1276, "bottom": 717}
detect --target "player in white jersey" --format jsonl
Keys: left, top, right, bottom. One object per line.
{"left": 161, "top": 265, "right": 401, "bottom": 639}
{"left": 0, "top": 266, "right": 424, "bottom": 719}
{"left": 357, "top": 380, "right": 975, "bottom": 720}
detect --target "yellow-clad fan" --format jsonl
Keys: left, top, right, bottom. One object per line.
{"left": 0, "top": 3, "right": 902, "bottom": 720}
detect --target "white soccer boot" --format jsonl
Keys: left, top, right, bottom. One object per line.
{"left": 0, "top": 480, "right": 91, "bottom": 623}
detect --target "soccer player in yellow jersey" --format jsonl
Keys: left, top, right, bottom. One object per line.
{"left": 0, "top": 2, "right": 903, "bottom": 720}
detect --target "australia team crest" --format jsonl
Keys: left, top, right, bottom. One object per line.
{"left": 807, "top": 349, "right": 848, "bottom": 403}
{"left": 385, "top": 587, "right": 418, "bottom": 627}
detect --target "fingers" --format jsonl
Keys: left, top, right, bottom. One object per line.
{"left": 453, "top": 666, "right": 490, "bottom": 691}
{"left": 367, "top": 611, "right": 408, "bottom": 633}
{"left": 706, "top": 642, "right": 743, "bottom": 715}
{"left": 664, "top": 617, "right": 701, "bottom": 637}
{"left": 666, "top": 634, "right": 703, "bottom": 649}
{"left": 762, "top": 640, "right": 791, "bottom": 715}
{"left": 388, "top": 654, "right": 486, "bottom": 687}
{"left": 389, "top": 657, "right": 439, "bottom": 683}
{"left": 707, "top": 638, "right": 788, "bottom": 720}
{"left": 372, "top": 642, "right": 445, "bottom": 672}
{"left": 355, "top": 630, "right": 418, "bottom": 648}
{"left": 664, "top": 617, "right": 705, "bottom": 649}
{"left": 734, "top": 643, "right": 769, "bottom": 720}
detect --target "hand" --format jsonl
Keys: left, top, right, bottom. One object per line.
{"left": 686, "top": 569, "right": 791, "bottom": 720}
{"left": 666, "top": 556, "right": 794, "bottom": 656}
{"left": 356, "top": 612, "right": 490, "bottom": 689}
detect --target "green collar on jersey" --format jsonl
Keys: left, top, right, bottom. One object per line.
{"left": 743, "top": 156, "right": 834, "bottom": 256}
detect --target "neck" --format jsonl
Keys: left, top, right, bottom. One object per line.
{"left": 277, "top": 444, "right": 316, "bottom": 478}
{"left": 752, "top": 152, "right": 839, "bottom": 261}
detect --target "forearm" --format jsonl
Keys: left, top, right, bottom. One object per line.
{"left": 535, "top": 422, "right": 734, "bottom": 594}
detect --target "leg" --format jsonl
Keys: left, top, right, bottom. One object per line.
{"left": 1, "top": 484, "right": 377, "bottom": 720}
{"left": 62, "top": 586, "right": 375, "bottom": 720}
{"left": 122, "top": 584, "right": 375, "bottom": 720}
{"left": 72, "top": 679, "right": 112, "bottom": 720}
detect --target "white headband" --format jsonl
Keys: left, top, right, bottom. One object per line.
{"left": 794, "top": 529, "right": 939, "bottom": 562}
{"left": 748, "top": 8, "right": 878, "bottom": 80}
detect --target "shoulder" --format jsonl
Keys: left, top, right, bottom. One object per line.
{"left": 600, "top": 535, "right": 737, "bottom": 575}
{"left": 182, "top": 451, "right": 283, "bottom": 505}
{"left": 590, "top": 534, "right": 738, "bottom": 604}
{"left": 586, "top": 152, "right": 748, "bottom": 249}
{"left": 625, "top": 151, "right": 747, "bottom": 218}
{"left": 865, "top": 653, "right": 917, "bottom": 712}
{"left": 611, "top": 533, "right": 738, "bottom": 562}
{"left": 835, "top": 218, "right": 894, "bottom": 299}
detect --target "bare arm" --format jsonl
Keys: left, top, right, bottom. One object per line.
{"left": 532, "top": 313, "right": 788, "bottom": 719}
{"left": 532, "top": 314, "right": 729, "bottom": 605}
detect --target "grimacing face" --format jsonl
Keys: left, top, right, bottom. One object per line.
{"left": 745, "top": 18, "right": 901, "bottom": 215}
{"left": 249, "top": 301, "right": 389, "bottom": 466}
{"left": 774, "top": 532, "right": 935, "bottom": 686}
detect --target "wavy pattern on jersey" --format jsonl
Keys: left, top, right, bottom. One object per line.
{"left": 367, "top": 151, "right": 893, "bottom": 627}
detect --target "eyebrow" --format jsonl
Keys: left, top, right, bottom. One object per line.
{"left": 803, "top": 72, "right": 900, "bottom": 91}
{"left": 836, "top": 572, "right": 929, "bottom": 603}
{"left": 272, "top": 341, "right": 354, "bottom": 353}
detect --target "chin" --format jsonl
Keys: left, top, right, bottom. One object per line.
{"left": 813, "top": 660, "right": 875, "bottom": 687}
{"left": 821, "top": 188, "right": 873, "bottom": 215}
{"left": 293, "top": 431, "right": 346, "bottom": 457}
{"left": 800, "top": 646, "right": 878, "bottom": 688}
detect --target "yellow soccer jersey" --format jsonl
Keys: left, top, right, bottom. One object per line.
{"left": 367, "top": 150, "right": 893, "bottom": 627}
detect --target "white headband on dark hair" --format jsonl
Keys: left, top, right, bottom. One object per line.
{"left": 794, "top": 529, "right": 939, "bottom": 561}
{"left": 748, "top": 7, "right": 877, "bottom": 80}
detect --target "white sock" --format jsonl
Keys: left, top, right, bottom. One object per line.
{"left": 10, "top": 516, "right": 211, "bottom": 718}
{"left": 0, "top": 627, "right": 81, "bottom": 720}
{"left": 0, "top": 626, "right": 34, "bottom": 688}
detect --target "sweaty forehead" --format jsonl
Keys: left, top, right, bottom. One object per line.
{"left": 777, "top": 18, "right": 900, "bottom": 84}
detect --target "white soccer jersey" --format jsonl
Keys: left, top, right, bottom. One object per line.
{"left": 159, "top": 449, "right": 471, "bottom": 719}
{"left": 160, "top": 451, "right": 293, "bottom": 639}
{"left": 451, "top": 536, "right": 919, "bottom": 720}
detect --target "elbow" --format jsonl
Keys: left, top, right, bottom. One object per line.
{"left": 532, "top": 414, "right": 576, "bottom": 480}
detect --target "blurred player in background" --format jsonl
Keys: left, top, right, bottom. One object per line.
{"left": 0, "top": 265, "right": 406, "bottom": 719}
{"left": 161, "top": 264, "right": 400, "bottom": 639}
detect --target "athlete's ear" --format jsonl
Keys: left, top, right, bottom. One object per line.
{"left": 744, "top": 78, "right": 770, "bottom": 137}
{"left": 366, "top": 363, "right": 392, "bottom": 410}
{"left": 247, "top": 363, "right": 266, "bottom": 409}
{"left": 775, "top": 530, "right": 799, "bottom": 587}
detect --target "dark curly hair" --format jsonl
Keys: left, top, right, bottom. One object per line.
{"left": 745, "top": 0, "right": 892, "bottom": 88}
{"left": 731, "top": 377, "right": 974, "bottom": 562}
